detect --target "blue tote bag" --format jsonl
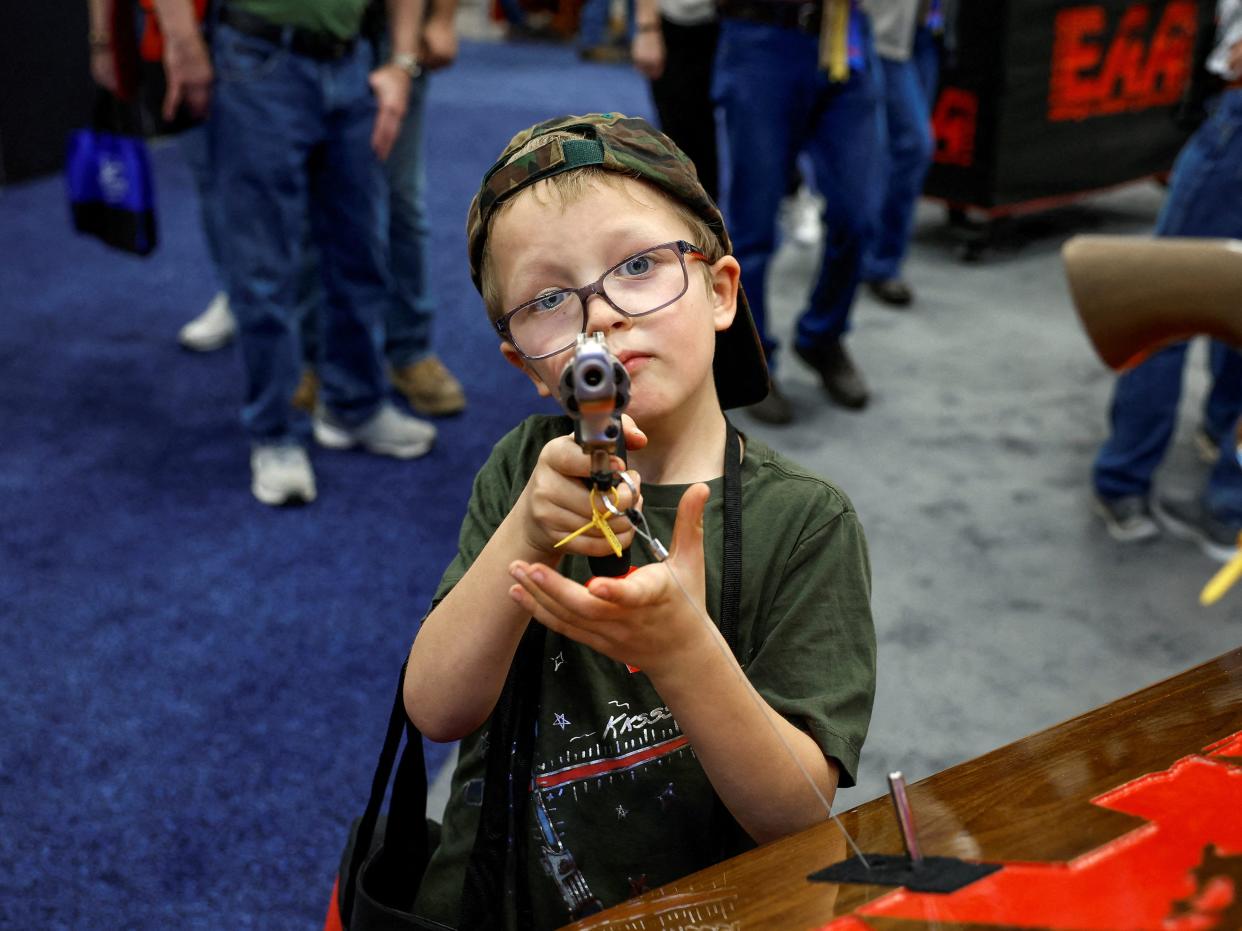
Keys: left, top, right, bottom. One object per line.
{"left": 65, "top": 91, "right": 158, "bottom": 256}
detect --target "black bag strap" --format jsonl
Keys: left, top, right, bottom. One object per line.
{"left": 460, "top": 624, "right": 546, "bottom": 930}
{"left": 342, "top": 662, "right": 426, "bottom": 922}
{"left": 719, "top": 418, "right": 742, "bottom": 654}
{"left": 91, "top": 87, "right": 145, "bottom": 136}
{"left": 709, "top": 419, "right": 752, "bottom": 859}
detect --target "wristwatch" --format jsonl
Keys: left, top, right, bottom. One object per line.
{"left": 391, "top": 52, "right": 422, "bottom": 79}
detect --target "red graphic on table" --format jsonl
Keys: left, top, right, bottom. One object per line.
{"left": 821, "top": 730, "right": 1242, "bottom": 930}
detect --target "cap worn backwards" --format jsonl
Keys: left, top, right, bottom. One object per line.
{"left": 466, "top": 112, "right": 770, "bottom": 411}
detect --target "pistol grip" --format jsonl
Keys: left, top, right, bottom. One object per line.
{"left": 588, "top": 434, "right": 630, "bottom": 577}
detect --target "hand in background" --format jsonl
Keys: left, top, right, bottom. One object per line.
{"left": 631, "top": 27, "right": 665, "bottom": 80}
{"left": 420, "top": 16, "right": 458, "bottom": 70}
{"left": 368, "top": 65, "right": 411, "bottom": 159}
{"left": 162, "top": 33, "right": 213, "bottom": 120}
{"left": 91, "top": 43, "right": 119, "bottom": 93}
{"left": 1229, "top": 39, "right": 1242, "bottom": 79}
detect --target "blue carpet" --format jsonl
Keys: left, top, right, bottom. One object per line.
{"left": 0, "top": 40, "right": 651, "bottom": 929}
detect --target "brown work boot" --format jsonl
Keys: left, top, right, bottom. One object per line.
{"left": 291, "top": 368, "right": 320, "bottom": 413}
{"left": 390, "top": 355, "right": 466, "bottom": 416}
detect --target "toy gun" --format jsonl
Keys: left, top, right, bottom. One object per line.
{"left": 558, "top": 332, "right": 633, "bottom": 577}
{"left": 1062, "top": 235, "right": 1242, "bottom": 604}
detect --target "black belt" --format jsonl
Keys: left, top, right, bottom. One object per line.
{"left": 218, "top": 6, "right": 358, "bottom": 61}
{"left": 720, "top": 0, "right": 821, "bottom": 34}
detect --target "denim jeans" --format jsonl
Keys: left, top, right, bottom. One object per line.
{"left": 579, "top": 0, "right": 633, "bottom": 46}
{"left": 861, "top": 26, "right": 939, "bottom": 282}
{"left": 1093, "top": 90, "right": 1242, "bottom": 520}
{"left": 178, "top": 125, "right": 227, "bottom": 287}
{"left": 209, "top": 23, "right": 390, "bottom": 444}
{"left": 301, "top": 66, "right": 434, "bottom": 369}
{"left": 383, "top": 70, "right": 435, "bottom": 367}
{"left": 713, "top": 18, "right": 883, "bottom": 369}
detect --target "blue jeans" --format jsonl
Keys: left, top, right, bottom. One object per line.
{"left": 713, "top": 18, "right": 883, "bottom": 368}
{"left": 862, "top": 26, "right": 939, "bottom": 282}
{"left": 579, "top": 0, "right": 633, "bottom": 46}
{"left": 209, "top": 23, "right": 390, "bottom": 444}
{"left": 302, "top": 67, "right": 435, "bottom": 368}
{"left": 178, "top": 125, "right": 227, "bottom": 287}
{"left": 1093, "top": 90, "right": 1242, "bottom": 520}
{"left": 380, "top": 67, "right": 434, "bottom": 367}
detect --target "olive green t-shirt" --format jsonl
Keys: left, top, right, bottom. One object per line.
{"left": 229, "top": 0, "right": 369, "bottom": 40}
{"left": 412, "top": 415, "right": 876, "bottom": 928}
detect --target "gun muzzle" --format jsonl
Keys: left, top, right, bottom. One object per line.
{"left": 558, "top": 333, "right": 634, "bottom": 577}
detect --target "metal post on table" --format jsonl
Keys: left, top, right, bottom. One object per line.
{"left": 887, "top": 771, "right": 924, "bottom": 868}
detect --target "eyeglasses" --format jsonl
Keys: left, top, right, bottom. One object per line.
{"left": 494, "top": 240, "right": 708, "bottom": 361}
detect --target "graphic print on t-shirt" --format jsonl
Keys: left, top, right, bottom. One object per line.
{"left": 532, "top": 696, "right": 700, "bottom": 917}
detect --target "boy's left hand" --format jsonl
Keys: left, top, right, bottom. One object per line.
{"left": 508, "top": 483, "right": 714, "bottom": 678}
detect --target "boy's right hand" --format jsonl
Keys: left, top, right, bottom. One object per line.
{"left": 516, "top": 416, "right": 646, "bottom": 560}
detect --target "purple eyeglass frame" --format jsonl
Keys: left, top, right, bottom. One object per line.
{"left": 494, "top": 239, "right": 707, "bottom": 361}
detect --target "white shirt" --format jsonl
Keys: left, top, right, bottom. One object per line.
{"left": 658, "top": 0, "right": 716, "bottom": 26}
{"left": 1208, "top": 0, "right": 1242, "bottom": 79}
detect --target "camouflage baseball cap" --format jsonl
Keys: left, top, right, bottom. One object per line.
{"left": 466, "top": 113, "right": 770, "bottom": 411}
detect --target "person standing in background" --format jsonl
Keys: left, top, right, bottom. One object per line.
{"left": 297, "top": 0, "right": 468, "bottom": 417}
{"left": 860, "top": 0, "right": 941, "bottom": 308}
{"left": 1092, "top": 0, "right": 1242, "bottom": 560}
{"left": 154, "top": 0, "right": 437, "bottom": 506}
{"left": 175, "top": 0, "right": 468, "bottom": 419}
{"left": 713, "top": 0, "right": 884, "bottom": 425}
{"left": 630, "top": 0, "right": 720, "bottom": 201}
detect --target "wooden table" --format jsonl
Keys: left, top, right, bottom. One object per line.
{"left": 566, "top": 648, "right": 1242, "bottom": 930}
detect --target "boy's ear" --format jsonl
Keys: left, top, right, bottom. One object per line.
{"left": 499, "top": 342, "right": 555, "bottom": 398}
{"left": 709, "top": 255, "right": 741, "bottom": 333}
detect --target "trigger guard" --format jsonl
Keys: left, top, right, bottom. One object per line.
{"left": 603, "top": 471, "right": 639, "bottom": 518}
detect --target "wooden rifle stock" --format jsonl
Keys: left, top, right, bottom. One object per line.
{"left": 1062, "top": 235, "right": 1242, "bottom": 371}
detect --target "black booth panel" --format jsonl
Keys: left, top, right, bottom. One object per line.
{"left": 927, "top": 0, "right": 1214, "bottom": 209}
{"left": 0, "top": 1, "right": 94, "bottom": 184}
{"left": 924, "top": 0, "right": 1010, "bottom": 206}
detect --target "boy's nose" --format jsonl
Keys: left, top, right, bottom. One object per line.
{"left": 583, "top": 292, "right": 631, "bottom": 334}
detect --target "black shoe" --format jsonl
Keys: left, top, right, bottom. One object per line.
{"left": 1153, "top": 497, "right": 1241, "bottom": 563}
{"left": 1093, "top": 494, "right": 1159, "bottom": 543}
{"left": 794, "top": 339, "right": 869, "bottom": 410}
{"left": 866, "top": 279, "right": 913, "bottom": 307}
{"left": 745, "top": 383, "right": 793, "bottom": 424}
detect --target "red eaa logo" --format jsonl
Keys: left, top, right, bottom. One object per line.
{"left": 1048, "top": 0, "right": 1198, "bottom": 121}
{"left": 932, "top": 87, "right": 979, "bottom": 167}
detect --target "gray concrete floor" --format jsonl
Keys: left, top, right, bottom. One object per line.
{"left": 429, "top": 182, "right": 1240, "bottom": 821}
{"left": 759, "top": 183, "right": 1241, "bottom": 811}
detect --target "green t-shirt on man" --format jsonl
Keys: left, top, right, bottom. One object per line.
{"left": 229, "top": 0, "right": 370, "bottom": 40}
{"left": 411, "top": 415, "right": 877, "bottom": 928}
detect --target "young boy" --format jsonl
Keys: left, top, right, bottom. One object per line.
{"left": 403, "top": 113, "right": 876, "bottom": 927}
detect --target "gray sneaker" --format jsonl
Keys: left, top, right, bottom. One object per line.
{"left": 1153, "top": 497, "right": 1241, "bottom": 563}
{"left": 250, "top": 444, "right": 316, "bottom": 506}
{"left": 1093, "top": 494, "right": 1159, "bottom": 543}
{"left": 313, "top": 403, "right": 435, "bottom": 459}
